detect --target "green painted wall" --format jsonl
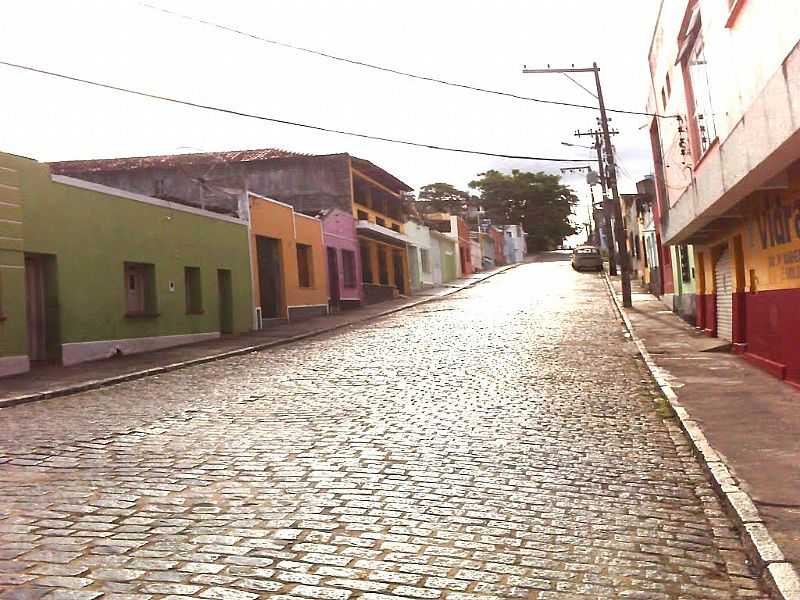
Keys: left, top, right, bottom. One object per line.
{"left": 439, "top": 237, "right": 457, "bottom": 283}
{"left": 0, "top": 154, "right": 27, "bottom": 360}
{"left": 671, "top": 244, "right": 697, "bottom": 296}
{"left": 12, "top": 155, "right": 253, "bottom": 349}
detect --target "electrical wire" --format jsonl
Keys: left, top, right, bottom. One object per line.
{"left": 0, "top": 59, "right": 595, "bottom": 163}
{"left": 137, "top": 1, "right": 676, "bottom": 120}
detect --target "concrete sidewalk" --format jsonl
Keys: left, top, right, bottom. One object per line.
{"left": 0, "top": 265, "right": 517, "bottom": 408}
{"left": 607, "top": 274, "right": 800, "bottom": 585}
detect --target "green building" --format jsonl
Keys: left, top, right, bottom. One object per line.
{"left": 670, "top": 243, "right": 698, "bottom": 324}
{"left": 0, "top": 151, "right": 253, "bottom": 377}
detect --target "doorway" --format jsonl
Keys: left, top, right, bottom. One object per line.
{"left": 326, "top": 247, "right": 340, "bottom": 310}
{"left": 256, "top": 236, "right": 283, "bottom": 319}
{"left": 393, "top": 250, "right": 405, "bottom": 295}
{"left": 217, "top": 269, "right": 233, "bottom": 334}
{"left": 715, "top": 246, "right": 733, "bottom": 341}
{"left": 459, "top": 246, "right": 469, "bottom": 275}
{"left": 24, "top": 253, "right": 59, "bottom": 363}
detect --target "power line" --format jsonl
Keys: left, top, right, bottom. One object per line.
{"left": 0, "top": 60, "right": 594, "bottom": 163}
{"left": 137, "top": 2, "right": 673, "bottom": 120}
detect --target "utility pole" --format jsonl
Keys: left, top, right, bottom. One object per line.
{"left": 575, "top": 129, "right": 618, "bottom": 276}
{"left": 523, "top": 63, "right": 633, "bottom": 307}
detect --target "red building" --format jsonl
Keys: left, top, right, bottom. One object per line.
{"left": 455, "top": 216, "right": 474, "bottom": 276}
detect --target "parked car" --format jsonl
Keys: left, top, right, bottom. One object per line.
{"left": 571, "top": 245, "right": 603, "bottom": 271}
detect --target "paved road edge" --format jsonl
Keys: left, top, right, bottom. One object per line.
{"left": 0, "top": 264, "right": 521, "bottom": 411}
{"left": 602, "top": 273, "right": 800, "bottom": 600}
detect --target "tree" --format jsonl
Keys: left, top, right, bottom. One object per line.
{"left": 469, "top": 170, "right": 578, "bottom": 251}
{"left": 416, "top": 182, "right": 471, "bottom": 215}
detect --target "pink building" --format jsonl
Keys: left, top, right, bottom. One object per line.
{"left": 312, "top": 208, "right": 362, "bottom": 310}
{"left": 647, "top": 1, "right": 800, "bottom": 383}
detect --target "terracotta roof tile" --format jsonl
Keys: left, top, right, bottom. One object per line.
{"left": 49, "top": 148, "right": 307, "bottom": 174}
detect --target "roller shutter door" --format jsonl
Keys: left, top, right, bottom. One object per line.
{"left": 715, "top": 248, "right": 733, "bottom": 341}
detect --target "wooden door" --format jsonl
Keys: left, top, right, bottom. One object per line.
{"left": 256, "top": 236, "right": 282, "bottom": 319}
{"left": 392, "top": 251, "right": 405, "bottom": 295}
{"left": 217, "top": 269, "right": 234, "bottom": 334}
{"left": 326, "top": 247, "right": 340, "bottom": 306}
{"left": 24, "top": 255, "right": 47, "bottom": 361}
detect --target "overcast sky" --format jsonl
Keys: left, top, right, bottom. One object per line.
{"left": 0, "top": 0, "right": 660, "bottom": 241}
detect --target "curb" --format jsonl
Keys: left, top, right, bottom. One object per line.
{"left": 602, "top": 273, "right": 800, "bottom": 600}
{"left": 0, "top": 264, "right": 521, "bottom": 410}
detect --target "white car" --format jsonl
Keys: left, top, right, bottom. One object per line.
{"left": 571, "top": 245, "right": 603, "bottom": 271}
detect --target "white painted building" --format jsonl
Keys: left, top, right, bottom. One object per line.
{"left": 499, "top": 224, "right": 527, "bottom": 263}
{"left": 405, "top": 219, "right": 436, "bottom": 290}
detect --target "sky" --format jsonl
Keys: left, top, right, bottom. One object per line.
{"left": 0, "top": 0, "right": 661, "bottom": 244}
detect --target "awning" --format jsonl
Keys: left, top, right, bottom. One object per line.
{"left": 356, "top": 220, "right": 410, "bottom": 246}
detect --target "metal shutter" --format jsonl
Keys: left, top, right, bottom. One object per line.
{"left": 715, "top": 248, "right": 733, "bottom": 341}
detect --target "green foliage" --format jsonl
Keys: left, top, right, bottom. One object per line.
{"left": 469, "top": 170, "right": 578, "bottom": 251}
{"left": 416, "top": 182, "right": 471, "bottom": 215}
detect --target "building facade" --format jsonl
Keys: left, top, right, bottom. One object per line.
{"left": 1, "top": 151, "right": 252, "bottom": 376}
{"left": 50, "top": 150, "right": 414, "bottom": 306}
{"left": 432, "top": 230, "right": 458, "bottom": 284}
{"left": 316, "top": 208, "right": 362, "bottom": 310}
{"left": 424, "top": 213, "right": 475, "bottom": 277}
{"left": 499, "top": 225, "right": 527, "bottom": 263}
{"left": 0, "top": 153, "right": 27, "bottom": 376}
{"left": 405, "top": 219, "right": 436, "bottom": 290}
{"left": 470, "top": 237, "right": 483, "bottom": 273}
{"left": 249, "top": 193, "right": 328, "bottom": 324}
{"left": 490, "top": 227, "right": 506, "bottom": 267}
{"left": 647, "top": 0, "right": 800, "bottom": 382}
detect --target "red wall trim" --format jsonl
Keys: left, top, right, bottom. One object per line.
{"left": 743, "top": 352, "right": 787, "bottom": 380}
{"left": 696, "top": 293, "right": 706, "bottom": 330}
{"left": 725, "top": 0, "right": 747, "bottom": 28}
{"left": 745, "top": 288, "right": 800, "bottom": 384}
{"left": 732, "top": 291, "right": 747, "bottom": 344}
{"left": 702, "top": 293, "right": 716, "bottom": 337}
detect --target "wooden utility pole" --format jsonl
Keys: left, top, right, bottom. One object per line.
{"left": 522, "top": 63, "right": 633, "bottom": 307}
{"left": 576, "top": 130, "right": 618, "bottom": 276}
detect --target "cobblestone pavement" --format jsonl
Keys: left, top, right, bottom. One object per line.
{"left": 0, "top": 257, "right": 768, "bottom": 600}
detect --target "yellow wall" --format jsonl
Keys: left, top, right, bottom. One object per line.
{"left": 293, "top": 214, "right": 328, "bottom": 307}
{"left": 359, "top": 237, "right": 410, "bottom": 294}
{"left": 249, "top": 195, "right": 328, "bottom": 318}
{"left": 695, "top": 168, "right": 800, "bottom": 294}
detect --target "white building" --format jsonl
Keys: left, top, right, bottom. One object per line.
{"left": 405, "top": 219, "right": 436, "bottom": 290}
{"left": 499, "top": 224, "right": 526, "bottom": 263}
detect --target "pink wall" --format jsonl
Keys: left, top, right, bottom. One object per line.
{"left": 320, "top": 208, "right": 362, "bottom": 302}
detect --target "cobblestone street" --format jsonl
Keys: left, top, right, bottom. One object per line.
{"left": 0, "top": 257, "right": 768, "bottom": 599}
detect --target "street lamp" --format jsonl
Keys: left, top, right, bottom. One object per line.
{"left": 560, "top": 141, "right": 594, "bottom": 150}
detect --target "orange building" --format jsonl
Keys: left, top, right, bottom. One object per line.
{"left": 249, "top": 193, "right": 328, "bottom": 324}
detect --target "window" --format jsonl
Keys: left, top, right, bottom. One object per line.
{"left": 391, "top": 224, "right": 400, "bottom": 233}
{"left": 296, "top": 244, "right": 312, "bottom": 288}
{"left": 376, "top": 217, "right": 386, "bottom": 227}
{"left": 420, "top": 249, "right": 431, "bottom": 274}
{"left": 685, "top": 31, "right": 718, "bottom": 156}
{"left": 124, "top": 262, "right": 157, "bottom": 316}
{"left": 679, "top": 244, "right": 692, "bottom": 283}
{"left": 357, "top": 209, "right": 369, "bottom": 221}
{"left": 360, "top": 243, "right": 372, "bottom": 283}
{"left": 342, "top": 249, "right": 357, "bottom": 288}
{"left": 184, "top": 267, "right": 203, "bottom": 314}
